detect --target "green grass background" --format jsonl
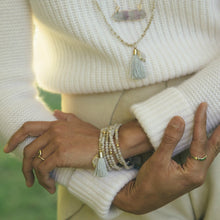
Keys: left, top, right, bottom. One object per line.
{"left": 0, "top": 89, "right": 61, "bottom": 220}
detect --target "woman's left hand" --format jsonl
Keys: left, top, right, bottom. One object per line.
{"left": 4, "top": 110, "right": 100, "bottom": 193}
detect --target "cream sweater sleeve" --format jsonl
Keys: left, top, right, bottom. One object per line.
{"left": 62, "top": 57, "right": 220, "bottom": 219}
{"left": 0, "top": 0, "right": 56, "bottom": 157}
{"left": 0, "top": 2, "right": 136, "bottom": 219}
{"left": 131, "top": 55, "right": 220, "bottom": 156}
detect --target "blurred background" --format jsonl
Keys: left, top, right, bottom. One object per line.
{"left": 0, "top": 88, "right": 61, "bottom": 220}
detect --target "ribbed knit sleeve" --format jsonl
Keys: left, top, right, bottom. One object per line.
{"left": 0, "top": 3, "right": 136, "bottom": 219}
{"left": 0, "top": 0, "right": 74, "bottom": 207}
{"left": 1, "top": 1, "right": 220, "bottom": 219}
{"left": 131, "top": 56, "right": 220, "bottom": 156}
{"left": 58, "top": 168, "right": 138, "bottom": 219}
{"left": 0, "top": 0, "right": 55, "bottom": 157}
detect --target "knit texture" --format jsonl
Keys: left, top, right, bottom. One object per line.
{"left": 0, "top": 0, "right": 220, "bottom": 219}
{"left": 131, "top": 56, "right": 220, "bottom": 156}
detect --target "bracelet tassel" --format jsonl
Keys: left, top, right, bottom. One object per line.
{"left": 94, "top": 151, "right": 108, "bottom": 177}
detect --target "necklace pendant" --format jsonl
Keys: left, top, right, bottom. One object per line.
{"left": 112, "top": 9, "right": 146, "bottom": 22}
{"left": 130, "top": 48, "right": 146, "bottom": 80}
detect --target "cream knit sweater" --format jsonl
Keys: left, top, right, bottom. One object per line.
{"left": 0, "top": 0, "right": 220, "bottom": 219}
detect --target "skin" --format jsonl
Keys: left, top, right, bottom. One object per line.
{"left": 4, "top": 103, "right": 220, "bottom": 214}
{"left": 4, "top": 109, "right": 152, "bottom": 193}
{"left": 113, "top": 103, "right": 220, "bottom": 214}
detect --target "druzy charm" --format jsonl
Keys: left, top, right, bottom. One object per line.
{"left": 112, "top": 9, "right": 146, "bottom": 22}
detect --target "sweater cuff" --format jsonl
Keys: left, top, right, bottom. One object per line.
{"left": 131, "top": 87, "right": 194, "bottom": 156}
{"left": 53, "top": 168, "right": 75, "bottom": 186}
{"left": 66, "top": 168, "right": 138, "bottom": 219}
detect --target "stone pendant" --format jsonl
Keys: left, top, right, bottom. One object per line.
{"left": 130, "top": 48, "right": 146, "bottom": 80}
{"left": 112, "top": 9, "right": 146, "bottom": 22}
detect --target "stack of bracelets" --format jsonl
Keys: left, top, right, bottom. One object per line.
{"left": 92, "top": 124, "right": 134, "bottom": 177}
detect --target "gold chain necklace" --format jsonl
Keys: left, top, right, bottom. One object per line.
{"left": 95, "top": 0, "right": 156, "bottom": 80}
{"left": 113, "top": 0, "right": 146, "bottom": 22}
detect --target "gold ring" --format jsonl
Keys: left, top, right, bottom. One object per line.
{"left": 37, "top": 150, "right": 45, "bottom": 161}
{"left": 190, "top": 154, "right": 207, "bottom": 161}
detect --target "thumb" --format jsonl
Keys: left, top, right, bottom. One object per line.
{"left": 156, "top": 116, "right": 185, "bottom": 160}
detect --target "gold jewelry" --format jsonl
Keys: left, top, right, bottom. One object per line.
{"left": 190, "top": 154, "right": 207, "bottom": 161}
{"left": 93, "top": 129, "right": 108, "bottom": 177}
{"left": 37, "top": 149, "right": 45, "bottom": 161}
{"left": 113, "top": 0, "right": 146, "bottom": 22}
{"left": 95, "top": 0, "right": 156, "bottom": 80}
{"left": 93, "top": 124, "right": 133, "bottom": 177}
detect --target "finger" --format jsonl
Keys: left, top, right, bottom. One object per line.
{"left": 189, "top": 103, "right": 208, "bottom": 160}
{"left": 4, "top": 121, "right": 52, "bottom": 153}
{"left": 34, "top": 153, "right": 57, "bottom": 194}
{"left": 156, "top": 116, "right": 185, "bottom": 160}
{"left": 22, "top": 132, "right": 51, "bottom": 187}
{"left": 31, "top": 142, "right": 56, "bottom": 173}
{"left": 53, "top": 110, "right": 75, "bottom": 122}
{"left": 206, "top": 125, "right": 220, "bottom": 166}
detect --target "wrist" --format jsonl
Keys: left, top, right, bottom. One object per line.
{"left": 119, "top": 120, "right": 153, "bottom": 159}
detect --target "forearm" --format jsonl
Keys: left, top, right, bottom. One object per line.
{"left": 131, "top": 56, "right": 220, "bottom": 156}
{"left": 119, "top": 120, "right": 154, "bottom": 160}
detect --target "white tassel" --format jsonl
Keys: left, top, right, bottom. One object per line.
{"left": 130, "top": 48, "right": 146, "bottom": 80}
{"left": 94, "top": 152, "right": 108, "bottom": 177}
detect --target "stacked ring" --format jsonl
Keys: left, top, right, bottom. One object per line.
{"left": 190, "top": 154, "right": 207, "bottom": 161}
{"left": 37, "top": 149, "right": 45, "bottom": 161}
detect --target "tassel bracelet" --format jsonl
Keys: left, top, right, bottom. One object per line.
{"left": 92, "top": 124, "right": 133, "bottom": 177}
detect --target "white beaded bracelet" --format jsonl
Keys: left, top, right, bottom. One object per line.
{"left": 93, "top": 124, "right": 133, "bottom": 177}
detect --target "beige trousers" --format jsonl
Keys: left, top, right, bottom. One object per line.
{"left": 57, "top": 75, "right": 220, "bottom": 220}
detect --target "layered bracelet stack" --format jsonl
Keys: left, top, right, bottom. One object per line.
{"left": 93, "top": 124, "right": 133, "bottom": 177}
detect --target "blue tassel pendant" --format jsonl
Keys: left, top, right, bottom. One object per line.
{"left": 130, "top": 48, "right": 146, "bottom": 80}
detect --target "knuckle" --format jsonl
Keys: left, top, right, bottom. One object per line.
{"left": 21, "top": 122, "right": 31, "bottom": 132}
{"left": 163, "top": 134, "right": 179, "bottom": 145}
{"left": 50, "top": 125, "right": 62, "bottom": 134}
{"left": 53, "top": 137, "right": 63, "bottom": 146}
{"left": 56, "top": 147, "right": 63, "bottom": 158}
{"left": 68, "top": 114, "right": 76, "bottom": 120}
{"left": 188, "top": 172, "right": 206, "bottom": 187}
{"left": 193, "top": 135, "right": 207, "bottom": 145}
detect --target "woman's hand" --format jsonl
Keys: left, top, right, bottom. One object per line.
{"left": 4, "top": 110, "right": 153, "bottom": 194}
{"left": 4, "top": 111, "right": 100, "bottom": 193}
{"left": 113, "top": 103, "right": 220, "bottom": 214}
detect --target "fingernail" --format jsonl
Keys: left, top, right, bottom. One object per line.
{"left": 3, "top": 144, "right": 9, "bottom": 153}
{"left": 170, "top": 117, "right": 184, "bottom": 129}
{"left": 26, "top": 181, "right": 33, "bottom": 188}
{"left": 54, "top": 109, "right": 61, "bottom": 113}
{"left": 202, "top": 102, "right": 208, "bottom": 114}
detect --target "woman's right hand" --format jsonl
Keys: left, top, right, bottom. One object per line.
{"left": 113, "top": 103, "right": 220, "bottom": 214}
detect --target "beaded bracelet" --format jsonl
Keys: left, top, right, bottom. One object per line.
{"left": 93, "top": 124, "right": 133, "bottom": 177}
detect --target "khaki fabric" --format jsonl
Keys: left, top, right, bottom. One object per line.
{"left": 57, "top": 75, "right": 220, "bottom": 220}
